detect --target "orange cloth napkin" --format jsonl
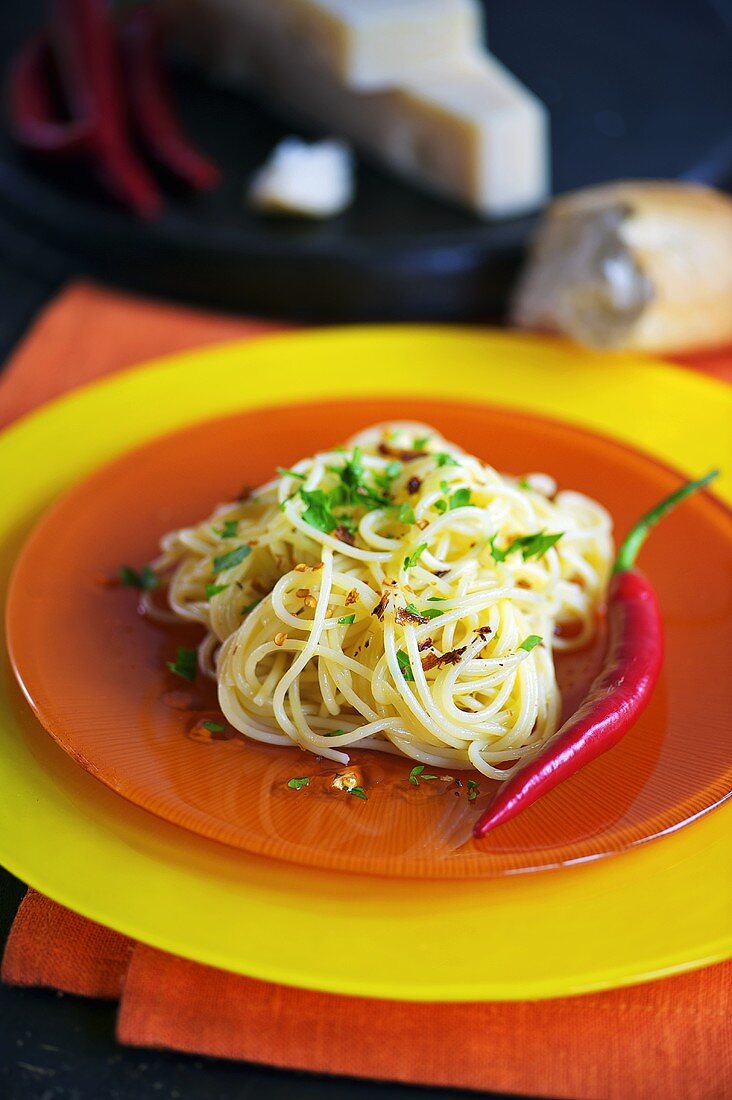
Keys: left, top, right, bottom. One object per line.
{"left": 1, "top": 281, "right": 730, "bottom": 1099}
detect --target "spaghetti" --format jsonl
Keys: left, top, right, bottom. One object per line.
{"left": 150, "top": 422, "right": 613, "bottom": 778}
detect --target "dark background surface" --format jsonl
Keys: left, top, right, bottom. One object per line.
{"left": 1, "top": 0, "right": 731, "bottom": 1095}
{"left": 0, "top": 0, "right": 731, "bottom": 325}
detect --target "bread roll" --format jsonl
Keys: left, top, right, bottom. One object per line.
{"left": 511, "top": 181, "right": 732, "bottom": 353}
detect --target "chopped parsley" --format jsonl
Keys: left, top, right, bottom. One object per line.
{"left": 467, "top": 779, "right": 480, "bottom": 802}
{"left": 434, "top": 499, "right": 448, "bottom": 514}
{"left": 409, "top": 765, "right": 439, "bottom": 785}
{"left": 241, "top": 597, "right": 262, "bottom": 616}
{"left": 489, "top": 531, "right": 563, "bottom": 563}
{"left": 403, "top": 542, "right": 428, "bottom": 571}
{"left": 519, "top": 634, "right": 543, "bottom": 652}
{"left": 449, "top": 488, "right": 472, "bottom": 510}
{"left": 213, "top": 544, "right": 252, "bottom": 574}
{"left": 396, "top": 649, "right": 415, "bottom": 681}
{"left": 214, "top": 519, "right": 239, "bottom": 539}
{"left": 299, "top": 489, "right": 340, "bottom": 533}
{"left": 277, "top": 466, "right": 306, "bottom": 480}
{"left": 413, "top": 435, "right": 430, "bottom": 449}
{"left": 323, "top": 729, "right": 347, "bottom": 737}
{"left": 349, "top": 786, "right": 368, "bottom": 800}
{"left": 119, "top": 564, "right": 158, "bottom": 591}
{"left": 517, "top": 477, "right": 531, "bottom": 490}
{"left": 338, "top": 447, "right": 390, "bottom": 508}
{"left": 396, "top": 502, "right": 416, "bottom": 524}
{"left": 167, "top": 646, "right": 197, "bottom": 682}
{"left": 373, "top": 460, "right": 402, "bottom": 492}
{"left": 205, "top": 582, "right": 229, "bottom": 599}
{"left": 287, "top": 776, "right": 310, "bottom": 790}
{"left": 436, "top": 452, "right": 459, "bottom": 468}
{"left": 338, "top": 614, "right": 356, "bottom": 625}
{"left": 202, "top": 720, "right": 225, "bottom": 733}
{"left": 406, "top": 602, "right": 443, "bottom": 620}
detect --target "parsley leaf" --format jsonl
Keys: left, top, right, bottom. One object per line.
{"left": 323, "top": 729, "right": 347, "bottom": 737}
{"left": 213, "top": 544, "right": 252, "bottom": 574}
{"left": 467, "top": 779, "right": 480, "bottom": 802}
{"left": 287, "top": 776, "right": 310, "bottom": 790}
{"left": 277, "top": 466, "right": 306, "bottom": 480}
{"left": 403, "top": 542, "right": 428, "bottom": 571}
{"left": 409, "top": 765, "right": 439, "bottom": 785}
{"left": 434, "top": 499, "right": 447, "bottom": 514}
{"left": 339, "top": 446, "right": 366, "bottom": 500}
{"left": 338, "top": 614, "right": 356, "bottom": 625}
{"left": 413, "top": 435, "right": 430, "bottom": 449}
{"left": 406, "top": 601, "right": 443, "bottom": 620}
{"left": 397, "top": 502, "right": 416, "bottom": 524}
{"left": 214, "top": 519, "right": 239, "bottom": 539}
{"left": 517, "top": 477, "right": 531, "bottom": 490}
{"left": 202, "top": 720, "right": 225, "bottom": 733}
{"left": 490, "top": 531, "right": 563, "bottom": 563}
{"left": 241, "top": 597, "right": 262, "bottom": 616}
{"left": 299, "top": 489, "right": 338, "bottom": 533}
{"left": 449, "top": 488, "right": 472, "bottom": 510}
{"left": 349, "top": 786, "right": 368, "bottom": 800}
{"left": 373, "top": 461, "right": 402, "bottom": 492}
{"left": 518, "top": 532, "right": 564, "bottom": 560}
{"left": 167, "top": 646, "right": 197, "bottom": 682}
{"left": 436, "top": 452, "right": 459, "bottom": 468}
{"left": 519, "top": 634, "right": 543, "bottom": 652}
{"left": 396, "top": 649, "right": 415, "bottom": 681}
{"left": 119, "top": 564, "right": 158, "bottom": 591}
{"left": 205, "top": 583, "right": 229, "bottom": 599}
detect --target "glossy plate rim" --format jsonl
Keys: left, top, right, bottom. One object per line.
{"left": 0, "top": 325, "right": 730, "bottom": 1001}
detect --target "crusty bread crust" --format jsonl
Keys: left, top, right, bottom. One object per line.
{"left": 512, "top": 181, "right": 732, "bottom": 353}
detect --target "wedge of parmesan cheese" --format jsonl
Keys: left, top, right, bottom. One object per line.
{"left": 260, "top": 51, "right": 549, "bottom": 218}
{"left": 248, "top": 137, "right": 354, "bottom": 217}
{"left": 166, "top": 0, "right": 484, "bottom": 90}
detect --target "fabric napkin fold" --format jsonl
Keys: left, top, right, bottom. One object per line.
{"left": 1, "top": 281, "right": 730, "bottom": 1099}
{"left": 4, "top": 891, "right": 730, "bottom": 1100}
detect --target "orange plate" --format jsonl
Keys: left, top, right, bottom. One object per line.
{"left": 7, "top": 399, "right": 731, "bottom": 879}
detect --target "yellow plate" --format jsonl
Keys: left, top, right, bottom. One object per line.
{"left": 1, "top": 327, "right": 730, "bottom": 1002}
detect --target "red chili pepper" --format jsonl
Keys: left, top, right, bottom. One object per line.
{"left": 7, "top": 32, "right": 90, "bottom": 156}
{"left": 473, "top": 469, "right": 720, "bottom": 839}
{"left": 48, "top": 0, "right": 162, "bottom": 217}
{"left": 118, "top": 6, "right": 220, "bottom": 191}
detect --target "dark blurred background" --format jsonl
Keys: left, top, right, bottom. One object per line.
{"left": 0, "top": 0, "right": 731, "bottom": 355}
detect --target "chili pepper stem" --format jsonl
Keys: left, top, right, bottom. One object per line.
{"left": 612, "top": 469, "right": 719, "bottom": 574}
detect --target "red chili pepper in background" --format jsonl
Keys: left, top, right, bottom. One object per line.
{"left": 6, "top": 0, "right": 220, "bottom": 216}
{"left": 7, "top": 32, "right": 90, "bottom": 156}
{"left": 473, "top": 469, "right": 720, "bottom": 839}
{"left": 118, "top": 5, "right": 220, "bottom": 191}
{"left": 47, "top": 0, "right": 162, "bottom": 217}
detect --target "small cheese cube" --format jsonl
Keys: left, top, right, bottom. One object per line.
{"left": 247, "top": 137, "right": 354, "bottom": 217}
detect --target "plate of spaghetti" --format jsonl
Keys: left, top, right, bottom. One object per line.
{"left": 7, "top": 392, "right": 730, "bottom": 878}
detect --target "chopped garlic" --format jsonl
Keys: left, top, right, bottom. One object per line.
{"left": 332, "top": 767, "right": 362, "bottom": 792}
{"left": 247, "top": 137, "right": 354, "bottom": 218}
